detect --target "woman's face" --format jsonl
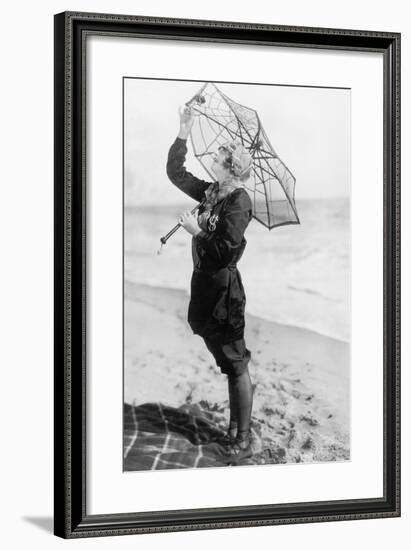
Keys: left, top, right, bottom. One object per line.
{"left": 211, "top": 149, "right": 231, "bottom": 181}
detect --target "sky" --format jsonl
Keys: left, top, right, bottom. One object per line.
{"left": 124, "top": 78, "right": 350, "bottom": 206}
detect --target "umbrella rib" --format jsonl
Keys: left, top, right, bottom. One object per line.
{"left": 198, "top": 117, "right": 209, "bottom": 155}
{"left": 261, "top": 126, "right": 296, "bottom": 181}
{"left": 206, "top": 113, "right": 238, "bottom": 149}
{"left": 221, "top": 94, "right": 260, "bottom": 119}
{"left": 253, "top": 155, "right": 278, "bottom": 161}
{"left": 260, "top": 127, "right": 299, "bottom": 215}
{"left": 200, "top": 112, "right": 237, "bottom": 139}
{"left": 248, "top": 114, "right": 263, "bottom": 152}
{"left": 230, "top": 111, "right": 254, "bottom": 144}
{"left": 201, "top": 116, "right": 227, "bottom": 153}
{"left": 216, "top": 85, "right": 257, "bottom": 146}
{"left": 254, "top": 153, "right": 272, "bottom": 227}
{"left": 252, "top": 157, "right": 267, "bottom": 187}
{"left": 254, "top": 152, "right": 290, "bottom": 190}
{"left": 256, "top": 159, "right": 299, "bottom": 222}
{"left": 201, "top": 109, "right": 256, "bottom": 149}
{"left": 247, "top": 149, "right": 273, "bottom": 228}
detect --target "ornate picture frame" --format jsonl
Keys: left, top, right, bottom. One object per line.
{"left": 54, "top": 11, "right": 400, "bottom": 538}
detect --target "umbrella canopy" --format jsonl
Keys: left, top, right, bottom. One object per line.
{"left": 187, "top": 82, "right": 300, "bottom": 229}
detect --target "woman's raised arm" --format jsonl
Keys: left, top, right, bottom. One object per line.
{"left": 166, "top": 106, "right": 211, "bottom": 202}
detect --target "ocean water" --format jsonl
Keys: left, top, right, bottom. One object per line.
{"left": 124, "top": 198, "right": 350, "bottom": 342}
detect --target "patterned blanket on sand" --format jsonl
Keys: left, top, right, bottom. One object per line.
{"left": 124, "top": 402, "right": 261, "bottom": 470}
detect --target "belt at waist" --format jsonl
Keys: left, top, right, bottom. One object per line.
{"left": 194, "top": 263, "right": 237, "bottom": 274}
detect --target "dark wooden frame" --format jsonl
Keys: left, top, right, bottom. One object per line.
{"left": 54, "top": 11, "right": 401, "bottom": 538}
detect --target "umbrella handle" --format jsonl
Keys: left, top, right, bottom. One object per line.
{"left": 159, "top": 201, "right": 204, "bottom": 246}
{"left": 159, "top": 222, "right": 181, "bottom": 246}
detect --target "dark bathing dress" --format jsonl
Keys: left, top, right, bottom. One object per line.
{"left": 167, "top": 137, "right": 253, "bottom": 377}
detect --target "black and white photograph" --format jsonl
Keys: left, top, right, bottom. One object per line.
{"left": 123, "top": 78, "right": 351, "bottom": 471}
{"left": 1, "top": 0, "right": 405, "bottom": 545}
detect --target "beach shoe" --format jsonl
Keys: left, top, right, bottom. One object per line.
{"left": 216, "top": 432, "right": 236, "bottom": 447}
{"left": 215, "top": 422, "right": 238, "bottom": 448}
{"left": 222, "top": 434, "right": 253, "bottom": 465}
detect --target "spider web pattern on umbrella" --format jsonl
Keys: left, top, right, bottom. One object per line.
{"left": 188, "top": 82, "right": 300, "bottom": 229}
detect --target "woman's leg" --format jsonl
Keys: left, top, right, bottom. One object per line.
{"left": 203, "top": 336, "right": 253, "bottom": 453}
{"left": 228, "top": 366, "right": 253, "bottom": 450}
{"left": 227, "top": 377, "right": 238, "bottom": 439}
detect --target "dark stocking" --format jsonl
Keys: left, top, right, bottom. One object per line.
{"left": 227, "top": 377, "right": 238, "bottom": 439}
{"left": 228, "top": 367, "right": 253, "bottom": 449}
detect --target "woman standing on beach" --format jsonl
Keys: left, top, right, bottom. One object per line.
{"left": 166, "top": 106, "right": 254, "bottom": 463}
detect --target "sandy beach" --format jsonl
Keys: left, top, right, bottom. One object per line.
{"left": 124, "top": 281, "right": 350, "bottom": 466}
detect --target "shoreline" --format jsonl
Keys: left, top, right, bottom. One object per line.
{"left": 125, "top": 279, "right": 350, "bottom": 345}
